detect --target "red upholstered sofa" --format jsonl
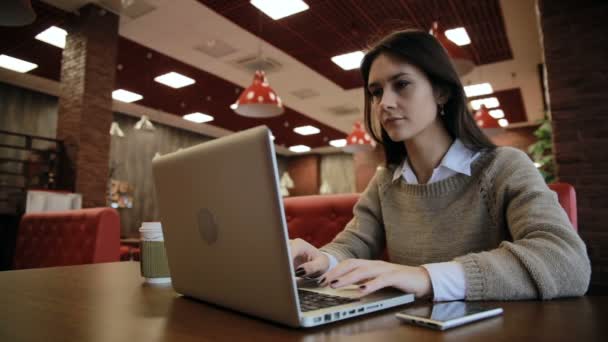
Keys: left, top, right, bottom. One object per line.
{"left": 548, "top": 182, "right": 578, "bottom": 231}
{"left": 13, "top": 207, "right": 121, "bottom": 270}
{"left": 284, "top": 182, "right": 578, "bottom": 250}
{"left": 120, "top": 244, "right": 141, "bottom": 261}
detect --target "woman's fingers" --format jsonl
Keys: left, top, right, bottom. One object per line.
{"left": 318, "top": 259, "right": 355, "bottom": 286}
{"left": 296, "top": 254, "right": 329, "bottom": 278}
{"left": 359, "top": 266, "right": 433, "bottom": 298}
{"left": 357, "top": 273, "right": 394, "bottom": 296}
{"left": 314, "top": 259, "right": 433, "bottom": 299}
{"left": 329, "top": 267, "right": 380, "bottom": 289}
{"left": 289, "top": 238, "right": 314, "bottom": 268}
{"left": 289, "top": 239, "right": 328, "bottom": 278}
{"left": 320, "top": 259, "right": 385, "bottom": 287}
{"left": 292, "top": 254, "right": 308, "bottom": 269}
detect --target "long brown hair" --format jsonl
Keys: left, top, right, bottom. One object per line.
{"left": 361, "top": 29, "right": 496, "bottom": 167}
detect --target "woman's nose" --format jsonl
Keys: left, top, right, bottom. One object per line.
{"left": 380, "top": 90, "right": 396, "bottom": 110}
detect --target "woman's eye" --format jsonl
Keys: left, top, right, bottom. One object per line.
{"left": 393, "top": 80, "right": 410, "bottom": 91}
{"left": 369, "top": 89, "right": 382, "bottom": 98}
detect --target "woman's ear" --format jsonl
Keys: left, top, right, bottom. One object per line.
{"left": 434, "top": 85, "right": 452, "bottom": 105}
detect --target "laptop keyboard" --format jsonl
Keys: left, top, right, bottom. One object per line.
{"left": 298, "top": 289, "right": 359, "bottom": 312}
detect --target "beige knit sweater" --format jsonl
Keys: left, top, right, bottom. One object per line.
{"left": 320, "top": 147, "right": 591, "bottom": 300}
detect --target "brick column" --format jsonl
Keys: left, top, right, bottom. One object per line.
{"left": 538, "top": 0, "right": 608, "bottom": 294}
{"left": 56, "top": 4, "right": 119, "bottom": 208}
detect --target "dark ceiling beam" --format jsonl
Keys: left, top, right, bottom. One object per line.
{"left": 349, "top": 0, "right": 382, "bottom": 42}
{"left": 397, "top": 0, "right": 424, "bottom": 29}
{"left": 308, "top": 5, "right": 360, "bottom": 52}
{"left": 447, "top": 0, "right": 481, "bottom": 64}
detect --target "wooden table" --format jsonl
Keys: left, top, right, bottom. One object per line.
{"left": 120, "top": 237, "right": 140, "bottom": 247}
{"left": 0, "top": 262, "right": 605, "bottom": 341}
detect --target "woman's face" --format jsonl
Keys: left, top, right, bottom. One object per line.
{"left": 367, "top": 53, "right": 443, "bottom": 142}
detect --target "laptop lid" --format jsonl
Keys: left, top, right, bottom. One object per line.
{"left": 152, "top": 126, "right": 301, "bottom": 327}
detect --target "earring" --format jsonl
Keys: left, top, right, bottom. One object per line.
{"left": 439, "top": 104, "right": 445, "bottom": 116}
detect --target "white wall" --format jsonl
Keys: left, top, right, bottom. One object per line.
{"left": 461, "top": 0, "right": 545, "bottom": 124}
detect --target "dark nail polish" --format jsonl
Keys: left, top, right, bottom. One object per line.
{"left": 318, "top": 277, "right": 326, "bottom": 284}
{"left": 295, "top": 268, "right": 306, "bottom": 277}
{"left": 307, "top": 271, "right": 321, "bottom": 279}
{"left": 359, "top": 285, "right": 366, "bottom": 290}
{"left": 330, "top": 279, "right": 338, "bottom": 285}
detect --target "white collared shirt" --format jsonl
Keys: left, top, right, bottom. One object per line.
{"left": 325, "top": 139, "right": 479, "bottom": 301}
{"left": 391, "top": 138, "right": 479, "bottom": 184}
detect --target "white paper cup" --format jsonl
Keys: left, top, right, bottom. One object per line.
{"left": 139, "top": 222, "right": 171, "bottom": 284}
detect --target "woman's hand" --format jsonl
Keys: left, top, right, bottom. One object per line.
{"left": 319, "top": 259, "right": 433, "bottom": 299}
{"left": 289, "top": 238, "right": 330, "bottom": 278}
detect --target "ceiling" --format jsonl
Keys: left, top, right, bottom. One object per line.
{"left": 201, "top": 0, "right": 513, "bottom": 89}
{"left": 0, "top": 0, "right": 540, "bottom": 152}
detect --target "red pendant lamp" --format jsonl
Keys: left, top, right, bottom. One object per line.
{"left": 232, "top": 70, "right": 284, "bottom": 118}
{"left": 430, "top": 21, "right": 474, "bottom": 76}
{"left": 474, "top": 105, "right": 502, "bottom": 136}
{"left": 343, "top": 122, "right": 375, "bottom": 153}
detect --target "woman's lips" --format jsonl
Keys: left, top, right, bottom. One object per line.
{"left": 383, "top": 117, "right": 405, "bottom": 126}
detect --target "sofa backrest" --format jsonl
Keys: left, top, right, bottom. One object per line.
{"left": 284, "top": 182, "right": 578, "bottom": 248}
{"left": 13, "top": 207, "right": 121, "bottom": 270}
{"left": 548, "top": 182, "right": 577, "bottom": 231}
{"left": 284, "top": 194, "right": 359, "bottom": 248}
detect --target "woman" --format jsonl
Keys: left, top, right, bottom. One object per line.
{"left": 290, "top": 29, "right": 590, "bottom": 301}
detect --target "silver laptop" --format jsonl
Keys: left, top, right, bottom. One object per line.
{"left": 152, "top": 125, "right": 414, "bottom": 328}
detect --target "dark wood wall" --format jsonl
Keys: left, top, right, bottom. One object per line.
{"left": 107, "top": 114, "right": 294, "bottom": 237}
{"left": 0, "top": 82, "right": 58, "bottom": 270}
{"left": 111, "top": 116, "right": 290, "bottom": 236}
{"left": 109, "top": 114, "right": 213, "bottom": 236}
{"left": 0, "top": 82, "right": 57, "bottom": 167}
{"left": 1, "top": 81, "right": 290, "bottom": 237}
{"left": 0, "top": 82, "right": 58, "bottom": 137}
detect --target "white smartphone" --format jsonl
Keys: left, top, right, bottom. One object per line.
{"left": 396, "top": 301, "right": 503, "bottom": 330}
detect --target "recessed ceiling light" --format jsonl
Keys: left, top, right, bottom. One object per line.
{"left": 154, "top": 72, "right": 196, "bottom": 89}
{"left": 331, "top": 51, "right": 364, "bottom": 70}
{"left": 498, "top": 118, "right": 509, "bottom": 127}
{"left": 470, "top": 97, "right": 500, "bottom": 110}
{"left": 489, "top": 109, "right": 505, "bottom": 119}
{"left": 0, "top": 54, "right": 37, "bottom": 73}
{"left": 293, "top": 125, "right": 320, "bottom": 135}
{"left": 112, "top": 89, "right": 143, "bottom": 103}
{"left": 329, "top": 139, "right": 347, "bottom": 148}
{"left": 183, "top": 112, "right": 214, "bottom": 123}
{"left": 35, "top": 26, "right": 67, "bottom": 49}
{"left": 445, "top": 27, "right": 471, "bottom": 46}
{"left": 289, "top": 145, "right": 311, "bottom": 153}
{"left": 250, "top": 0, "right": 309, "bottom": 20}
{"left": 464, "top": 83, "right": 493, "bottom": 97}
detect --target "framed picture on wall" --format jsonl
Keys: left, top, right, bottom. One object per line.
{"left": 109, "top": 179, "right": 134, "bottom": 209}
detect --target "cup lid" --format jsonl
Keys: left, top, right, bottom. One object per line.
{"left": 139, "top": 222, "right": 162, "bottom": 232}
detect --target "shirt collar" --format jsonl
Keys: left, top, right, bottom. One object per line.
{"left": 391, "top": 139, "right": 476, "bottom": 182}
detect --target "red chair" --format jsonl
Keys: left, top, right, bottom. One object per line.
{"left": 548, "top": 182, "right": 577, "bottom": 231}
{"left": 120, "top": 245, "right": 141, "bottom": 261}
{"left": 120, "top": 245, "right": 132, "bottom": 261}
{"left": 13, "top": 208, "right": 121, "bottom": 270}
{"left": 284, "top": 182, "right": 578, "bottom": 248}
